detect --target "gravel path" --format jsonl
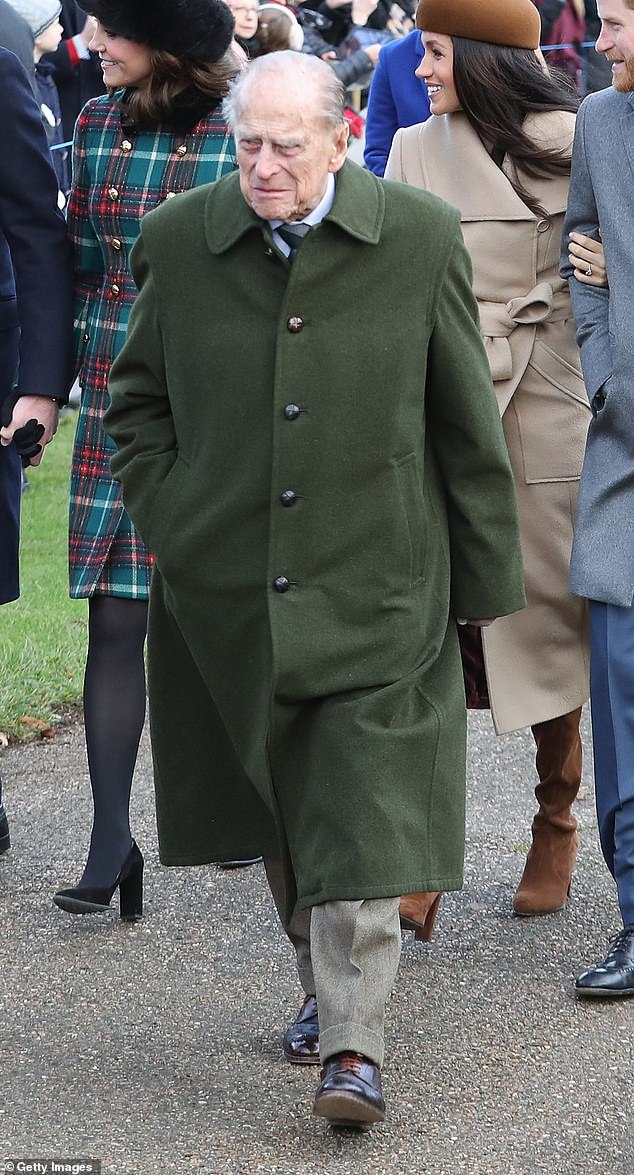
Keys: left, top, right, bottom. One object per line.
{"left": 0, "top": 709, "right": 631, "bottom": 1175}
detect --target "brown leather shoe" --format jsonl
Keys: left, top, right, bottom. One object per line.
{"left": 313, "top": 1051, "right": 385, "bottom": 1126}
{"left": 282, "top": 994, "right": 320, "bottom": 1065}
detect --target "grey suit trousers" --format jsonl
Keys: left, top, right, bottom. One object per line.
{"left": 264, "top": 858, "right": 401, "bottom": 1066}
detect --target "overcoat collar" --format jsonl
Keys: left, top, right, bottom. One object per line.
{"left": 417, "top": 110, "right": 571, "bottom": 221}
{"left": 204, "top": 159, "right": 385, "bottom": 255}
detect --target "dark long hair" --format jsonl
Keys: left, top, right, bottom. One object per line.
{"left": 113, "top": 49, "right": 237, "bottom": 130}
{"left": 451, "top": 38, "right": 579, "bottom": 217}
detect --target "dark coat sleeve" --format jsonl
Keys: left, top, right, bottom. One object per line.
{"left": 560, "top": 99, "right": 611, "bottom": 403}
{"left": 0, "top": 47, "right": 73, "bottom": 404}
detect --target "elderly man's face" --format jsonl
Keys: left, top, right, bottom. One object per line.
{"left": 234, "top": 76, "right": 348, "bottom": 223}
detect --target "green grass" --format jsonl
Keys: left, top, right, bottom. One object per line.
{"left": 0, "top": 413, "right": 87, "bottom": 740}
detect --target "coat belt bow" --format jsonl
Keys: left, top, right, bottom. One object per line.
{"left": 479, "top": 280, "right": 569, "bottom": 382}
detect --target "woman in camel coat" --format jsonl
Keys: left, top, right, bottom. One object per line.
{"left": 386, "top": 0, "right": 607, "bottom": 921}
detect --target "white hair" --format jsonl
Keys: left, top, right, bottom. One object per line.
{"left": 223, "top": 50, "right": 346, "bottom": 131}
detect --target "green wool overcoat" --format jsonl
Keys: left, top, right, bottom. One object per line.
{"left": 105, "top": 160, "right": 526, "bottom": 913}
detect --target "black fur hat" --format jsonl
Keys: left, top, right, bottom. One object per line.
{"left": 83, "top": 0, "right": 235, "bottom": 62}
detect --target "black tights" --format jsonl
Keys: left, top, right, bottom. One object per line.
{"left": 79, "top": 595, "right": 148, "bottom": 886}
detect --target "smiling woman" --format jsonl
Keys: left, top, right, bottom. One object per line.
{"left": 415, "top": 32, "right": 460, "bottom": 113}
{"left": 88, "top": 19, "right": 153, "bottom": 88}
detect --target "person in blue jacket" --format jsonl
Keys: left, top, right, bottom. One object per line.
{"left": 0, "top": 46, "right": 72, "bottom": 852}
{"left": 364, "top": 28, "right": 431, "bottom": 175}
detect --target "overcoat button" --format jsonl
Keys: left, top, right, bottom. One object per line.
{"left": 280, "top": 489, "right": 297, "bottom": 507}
{"left": 111, "top": 237, "right": 122, "bottom": 250}
{"left": 111, "top": 282, "right": 120, "bottom": 296}
{"left": 536, "top": 218, "right": 549, "bottom": 232}
{"left": 176, "top": 144, "right": 187, "bottom": 155}
{"left": 165, "top": 191, "right": 177, "bottom": 199}
{"left": 594, "top": 389, "right": 606, "bottom": 410}
{"left": 83, "top": 333, "right": 90, "bottom": 343}
{"left": 121, "top": 139, "right": 132, "bottom": 152}
{"left": 108, "top": 187, "right": 119, "bottom": 200}
{"left": 273, "top": 576, "right": 290, "bottom": 593}
{"left": 284, "top": 403, "right": 301, "bottom": 420}
{"left": 287, "top": 316, "right": 304, "bottom": 332}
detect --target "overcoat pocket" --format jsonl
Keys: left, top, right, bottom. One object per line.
{"left": 514, "top": 339, "right": 591, "bottom": 484}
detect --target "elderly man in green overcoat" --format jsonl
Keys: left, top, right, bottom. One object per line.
{"left": 105, "top": 52, "right": 526, "bottom": 1128}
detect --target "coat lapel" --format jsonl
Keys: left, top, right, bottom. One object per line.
{"left": 324, "top": 160, "right": 384, "bottom": 244}
{"left": 417, "top": 114, "right": 535, "bottom": 221}
{"left": 416, "top": 111, "right": 571, "bottom": 221}
{"left": 204, "top": 161, "right": 385, "bottom": 256}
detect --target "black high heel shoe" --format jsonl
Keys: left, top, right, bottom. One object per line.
{"left": 53, "top": 840, "right": 144, "bottom": 921}
{"left": 0, "top": 776, "right": 10, "bottom": 856}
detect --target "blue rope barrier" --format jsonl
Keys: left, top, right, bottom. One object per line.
{"left": 541, "top": 39, "right": 596, "bottom": 50}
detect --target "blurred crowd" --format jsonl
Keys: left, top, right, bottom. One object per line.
{"left": 0, "top": 0, "right": 615, "bottom": 187}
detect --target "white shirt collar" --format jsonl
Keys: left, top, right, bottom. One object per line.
{"left": 270, "top": 173, "right": 336, "bottom": 256}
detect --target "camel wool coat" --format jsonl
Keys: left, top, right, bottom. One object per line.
{"left": 387, "top": 111, "right": 591, "bottom": 734}
{"left": 105, "top": 162, "right": 525, "bottom": 912}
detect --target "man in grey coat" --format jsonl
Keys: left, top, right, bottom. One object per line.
{"left": 562, "top": 0, "right": 634, "bottom": 997}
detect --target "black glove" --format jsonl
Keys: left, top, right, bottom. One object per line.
{"left": 13, "top": 419, "right": 45, "bottom": 464}
{"left": 1, "top": 389, "right": 46, "bottom": 465}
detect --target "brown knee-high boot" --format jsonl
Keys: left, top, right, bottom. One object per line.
{"left": 512, "top": 707, "right": 582, "bottom": 916}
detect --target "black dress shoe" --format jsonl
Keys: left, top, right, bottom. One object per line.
{"left": 283, "top": 994, "right": 320, "bottom": 1065}
{"left": 575, "top": 925, "right": 634, "bottom": 998}
{"left": 313, "top": 1051, "right": 385, "bottom": 1126}
{"left": 216, "top": 857, "right": 263, "bottom": 869}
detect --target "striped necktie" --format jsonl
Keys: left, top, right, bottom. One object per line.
{"left": 277, "top": 222, "right": 311, "bottom": 259}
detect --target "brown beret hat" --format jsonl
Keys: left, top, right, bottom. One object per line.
{"left": 416, "top": 0, "right": 541, "bottom": 49}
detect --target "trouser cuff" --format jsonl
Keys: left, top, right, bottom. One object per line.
{"left": 319, "top": 1022, "right": 384, "bottom": 1068}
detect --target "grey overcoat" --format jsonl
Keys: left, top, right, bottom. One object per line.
{"left": 562, "top": 88, "right": 634, "bottom": 607}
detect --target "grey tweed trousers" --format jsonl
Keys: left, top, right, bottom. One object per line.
{"left": 264, "top": 859, "right": 401, "bottom": 1066}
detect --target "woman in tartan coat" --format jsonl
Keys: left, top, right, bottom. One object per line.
{"left": 53, "top": 0, "right": 238, "bottom": 918}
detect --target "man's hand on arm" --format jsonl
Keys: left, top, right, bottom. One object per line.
{"left": 0, "top": 395, "right": 60, "bottom": 466}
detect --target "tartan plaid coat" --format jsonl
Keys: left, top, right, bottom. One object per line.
{"left": 68, "top": 92, "right": 236, "bottom": 598}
